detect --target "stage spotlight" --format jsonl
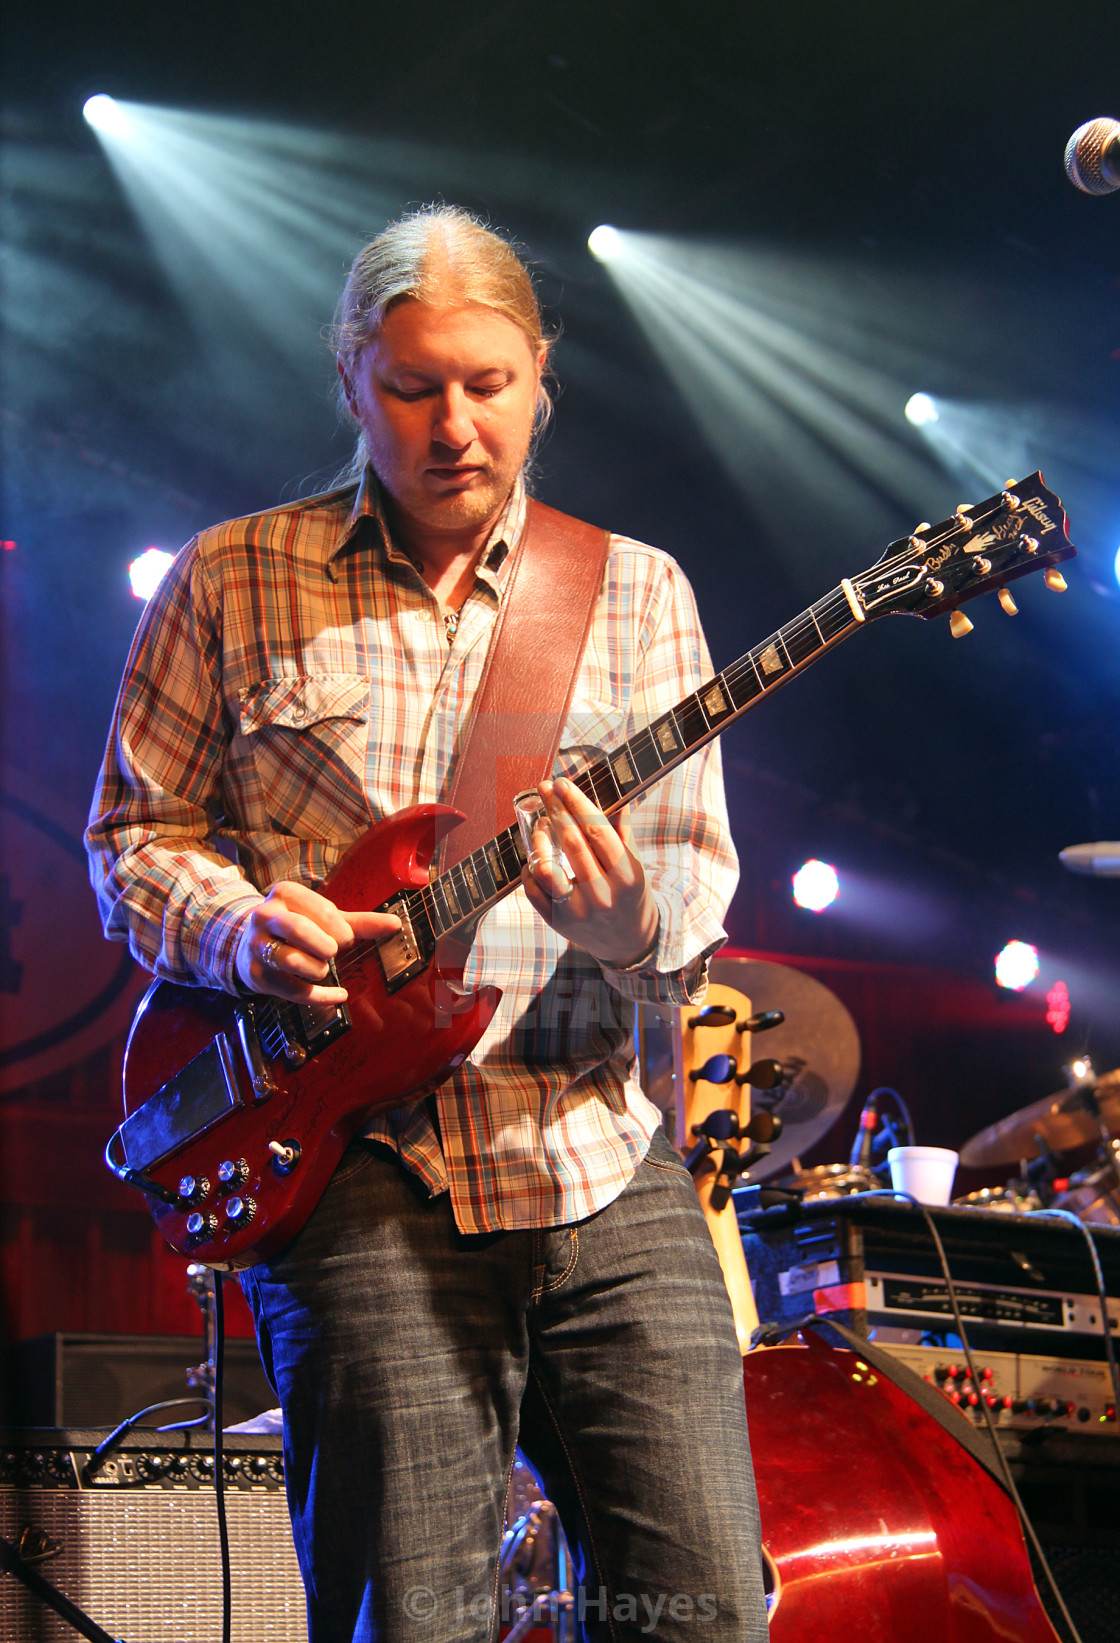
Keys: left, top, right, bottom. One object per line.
{"left": 994, "top": 939, "right": 1039, "bottom": 991}
{"left": 904, "top": 392, "right": 939, "bottom": 427}
{"left": 588, "top": 224, "right": 623, "bottom": 263}
{"left": 83, "top": 94, "right": 131, "bottom": 138}
{"left": 1045, "top": 980, "right": 1071, "bottom": 1033}
{"left": 128, "top": 547, "right": 175, "bottom": 601}
{"left": 792, "top": 858, "right": 839, "bottom": 912}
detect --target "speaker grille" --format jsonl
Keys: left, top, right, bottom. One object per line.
{"left": 0, "top": 1434, "right": 307, "bottom": 1643}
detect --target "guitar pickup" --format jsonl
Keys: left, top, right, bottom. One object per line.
{"left": 255, "top": 963, "right": 352, "bottom": 1066}
{"left": 375, "top": 895, "right": 431, "bottom": 994}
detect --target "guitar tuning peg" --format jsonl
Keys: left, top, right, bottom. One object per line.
{"left": 998, "top": 588, "right": 1019, "bottom": 615}
{"left": 949, "top": 610, "right": 974, "bottom": 638}
{"left": 1044, "top": 568, "right": 1068, "bottom": 593}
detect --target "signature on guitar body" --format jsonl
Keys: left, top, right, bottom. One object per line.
{"left": 106, "top": 474, "right": 1075, "bottom": 1268}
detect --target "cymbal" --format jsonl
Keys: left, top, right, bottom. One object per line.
{"left": 960, "top": 1069, "right": 1120, "bottom": 1168}
{"left": 708, "top": 957, "right": 861, "bottom": 1180}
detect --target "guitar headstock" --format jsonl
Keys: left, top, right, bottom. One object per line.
{"left": 851, "top": 473, "right": 1075, "bottom": 633}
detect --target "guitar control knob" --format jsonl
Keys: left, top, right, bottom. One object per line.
{"left": 224, "top": 1196, "right": 257, "bottom": 1227}
{"left": 217, "top": 1158, "right": 249, "bottom": 1189}
{"left": 178, "top": 1176, "right": 210, "bottom": 1207}
{"left": 185, "top": 1211, "right": 218, "bottom": 1241}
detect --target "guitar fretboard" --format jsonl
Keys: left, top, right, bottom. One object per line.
{"left": 397, "top": 581, "right": 860, "bottom": 948}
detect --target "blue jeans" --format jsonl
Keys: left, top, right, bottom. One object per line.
{"left": 240, "top": 1128, "right": 767, "bottom": 1643}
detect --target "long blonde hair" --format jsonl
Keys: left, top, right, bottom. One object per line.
{"left": 332, "top": 206, "right": 554, "bottom": 482}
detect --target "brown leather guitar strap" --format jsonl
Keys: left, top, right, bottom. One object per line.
{"left": 439, "top": 497, "right": 611, "bottom": 871}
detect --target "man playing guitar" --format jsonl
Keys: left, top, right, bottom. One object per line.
{"left": 87, "top": 206, "right": 768, "bottom": 1642}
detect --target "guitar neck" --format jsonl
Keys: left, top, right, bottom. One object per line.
{"left": 403, "top": 580, "right": 863, "bottom": 945}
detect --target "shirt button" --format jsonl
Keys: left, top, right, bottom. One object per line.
{"left": 416, "top": 609, "right": 433, "bottom": 624}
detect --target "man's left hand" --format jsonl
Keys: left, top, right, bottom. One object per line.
{"left": 520, "top": 776, "right": 660, "bottom": 969}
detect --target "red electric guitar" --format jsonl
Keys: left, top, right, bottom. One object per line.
{"left": 107, "top": 473, "right": 1074, "bottom": 1268}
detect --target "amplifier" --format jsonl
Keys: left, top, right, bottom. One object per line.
{"left": 737, "top": 1193, "right": 1120, "bottom": 1360}
{"left": 0, "top": 1426, "right": 306, "bottom": 1643}
{"left": 10, "top": 1334, "right": 275, "bottom": 1429}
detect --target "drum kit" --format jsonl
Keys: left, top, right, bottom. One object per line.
{"left": 695, "top": 957, "right": 1120, "bottom": 1228}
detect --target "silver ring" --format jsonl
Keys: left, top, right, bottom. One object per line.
{"left": 550, "top": 880, "right": 576, "bottom": 904}
{"left": 260, "top": 937, "right": 282, "bottom": 969}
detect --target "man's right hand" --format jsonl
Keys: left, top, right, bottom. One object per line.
{"left": 235, "top": 881, "right": 401, "bottom": 1004}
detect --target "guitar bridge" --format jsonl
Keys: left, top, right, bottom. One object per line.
{"left": 256, "top": 961, "right": 352, "bottom": 1066}
{"left": 375, "top": 895, "right": 431, "bottom": 994}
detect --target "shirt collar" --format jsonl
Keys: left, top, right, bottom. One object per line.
{"left": 329, "top": 466, "right": 527, "bottom": 582}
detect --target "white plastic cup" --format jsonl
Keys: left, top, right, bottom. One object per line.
{"left": 887, "top": 1145, "right": 959, "bottom": 1206}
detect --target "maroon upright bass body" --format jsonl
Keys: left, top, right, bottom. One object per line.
{"left": 746, "top": 1334, "right": 1061, "bottom": 1642}
{"left": 109, "top": 476, "right": 1075, "bottom": 1268}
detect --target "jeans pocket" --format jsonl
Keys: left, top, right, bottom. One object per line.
{"left": 331, "top": 1138, "right": 380, "bottom": 1186}
{"left": 641, "top": 1125, "right": 691, "bottom": 1176}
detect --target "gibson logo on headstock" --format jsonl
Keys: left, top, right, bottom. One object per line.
{"left": 927, "top": 498, "right": 1056, "bottom": 571}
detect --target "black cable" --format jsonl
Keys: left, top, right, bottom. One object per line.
{"left": 1028, "top": 1207, "right": 1120, "bottom": 1417}
{"left": 83, "top": 1398, "right": 211, "bottom": 1479}
{"left": 856, "top": 1190, "right": 1083, "bottom": 1643}
{"left": 213, "top": 1272, "right": 231, "bottom": 1643}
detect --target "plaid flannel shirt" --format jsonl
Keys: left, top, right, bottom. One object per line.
{"left": 87, "top": 472, "right": 738, "bottom": 1233}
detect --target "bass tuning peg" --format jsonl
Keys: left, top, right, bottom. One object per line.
{"left": 949, "top": 611, "right": 974, "bottom": 638}
{"left": 687, "top": 1003, "right": 737, "bottom": 1030}
{"left": 1043, "top": 569, "right": 1068, "bottom": 593}
{"left": 737, "top": 1009, "right": 785, "bottom": 1035}
{"left": 998, "top": 588, "right": 1019, "bottom": 615}
{"left": 689, "top": 1052, "right": 736, "bottom": 1085}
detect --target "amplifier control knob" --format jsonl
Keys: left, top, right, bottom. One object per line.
{"left": 218, "top": 1158, "right": 249, "bottom": 1189}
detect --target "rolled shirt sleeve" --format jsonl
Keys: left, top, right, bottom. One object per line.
{"left": 85, "top": 541, "right": 264, "bottom": 993}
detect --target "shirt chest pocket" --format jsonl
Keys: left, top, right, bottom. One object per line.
{"left": 238, "top": 674, "right": 373, "bottom": 838}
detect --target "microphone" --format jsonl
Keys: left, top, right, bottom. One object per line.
{"left": 850, "top": 1091, "right": 879, "bottom": 1170}
{"left": 1059, "top": 841, "right": 1120, "bottom": 876}
{"left": 1065, "top": 118, "right": 1120, "bottom": 195}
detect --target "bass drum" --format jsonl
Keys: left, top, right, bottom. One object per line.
{"left": 745, "top": 1332, "right": 1059, "bottom": 1641}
